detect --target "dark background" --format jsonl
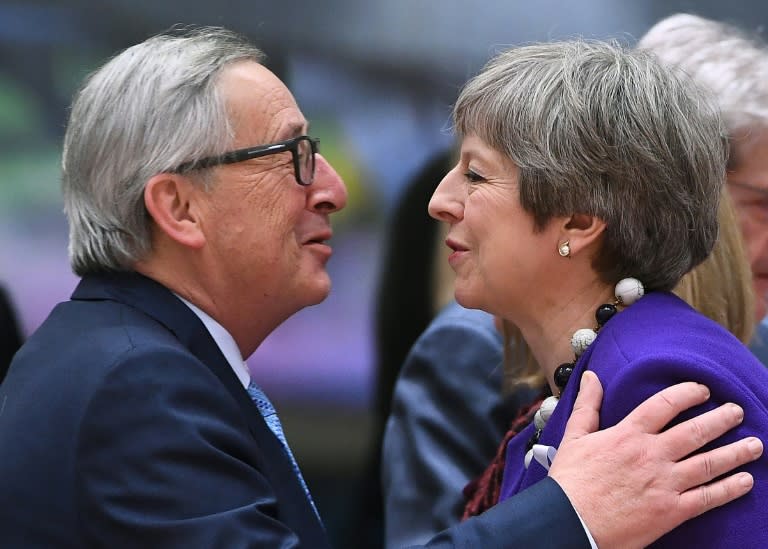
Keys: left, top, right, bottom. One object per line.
{"left": 1, "top": 1, "right": 766, "bottom": 546}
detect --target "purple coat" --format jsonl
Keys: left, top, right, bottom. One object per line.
{"left": 499, "top": 292, "right": 768, "bottom": 548}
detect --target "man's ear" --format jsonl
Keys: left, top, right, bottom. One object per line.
{"left": 143, "top": 173, "right": 206, "bottom": 249}
{"left": 560, "top": 213, "right": 607, "bottom": 256}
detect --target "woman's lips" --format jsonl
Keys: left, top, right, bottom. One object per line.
{"left": 445, "top": 238, "right": 469, "bottom": 266}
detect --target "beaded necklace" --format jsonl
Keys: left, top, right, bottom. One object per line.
{"left": 524, "top": 277, "right": 644, "bottom": 468}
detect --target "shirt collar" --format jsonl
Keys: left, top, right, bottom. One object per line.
{"left": 175, "top": 294, "right": 250, "bottom": 388}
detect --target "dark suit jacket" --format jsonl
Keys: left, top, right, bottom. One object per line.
{"left": 0, "top": 272, "right": 327, "bottom": 548}
{"left": 0, "top": 272, "right": 588, "bottom": 548}
{"left": 383, "top": 301, "right": 536, "bottom": 546}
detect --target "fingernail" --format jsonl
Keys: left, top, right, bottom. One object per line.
{"left": 730, "top": 403, "right": 744, "bottom": 424}
{"left": 748, "top": 437, "right": 763, "bottom": 456}
{"left": 580, "top": 371, "right": 592, "bottom": 389}
{"left": 739, "top": 473, "right": 754, "bottom": 489}
{"left": 700, "top": 384, "right": 710, "bottom": 399}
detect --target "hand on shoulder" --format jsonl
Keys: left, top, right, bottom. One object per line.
{"left": 549, "top": 371, "right": 763, "bottom": 549}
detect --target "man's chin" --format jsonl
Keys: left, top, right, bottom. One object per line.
{"left": 300, "top": 276, "right": 332, "bottom": 307}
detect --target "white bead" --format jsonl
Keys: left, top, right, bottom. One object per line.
{"left": 534, "top": 409, "right": 546, "bottom": 429}
{"left": 615, "top": 277, "right": 644, "bottom": 305}
{"left": 571, "top": 328, "right": 597, "bottom": 356}
{"left": 538, "top": 396, "right": 559, "bottom": 424}
{"left": 524, "top": 448, "right": 534, "bottom": 469}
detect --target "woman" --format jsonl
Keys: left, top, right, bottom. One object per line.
{"left": 459, "top": 185, "right": 756, "bottom": 521}
{"left": 428, "top": 40, "right": 768, "bottom": 547}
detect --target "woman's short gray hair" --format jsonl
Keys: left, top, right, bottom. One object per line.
{"left": 62, "top": 27, "right": 264, "bottom": 275}
{"left": 637, "top": 13, "right": 768, "bottom": 135}
{"left": 454, "top": 40, "right": 727, "bottom": 291}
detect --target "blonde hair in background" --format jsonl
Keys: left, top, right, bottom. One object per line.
{"left": 672, "top": 190, "right": 755, "bottom": 344}
{"left": 502, "top": 189, "right": 755, "bottom": 394}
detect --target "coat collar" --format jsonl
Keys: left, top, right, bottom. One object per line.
{"left": 71, "top": 271, "right": 255, "bottom": 419}
{"left": 70, "top": 271, "right": 329, "bottom": 544}
{"left": 72, "top": 270, "right": 206, "bottom": 351}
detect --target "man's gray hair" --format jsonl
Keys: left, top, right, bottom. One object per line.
{"left": 62, "top": 27, "right": 264, "bottom": 275}
{"left": 454, "top": 40, "right": 727, "bottom": 291}
{"left": 637, "top": 13, "right": 768, "bottom": 135}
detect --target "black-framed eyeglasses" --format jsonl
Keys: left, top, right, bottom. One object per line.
{"left": 172, "top": 135, "right": 319, "bottom": 186}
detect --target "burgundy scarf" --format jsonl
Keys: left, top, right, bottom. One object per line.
{"left": 462, "top": 393, "right": 547, "bottom": 520}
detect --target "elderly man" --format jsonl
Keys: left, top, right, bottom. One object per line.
{"left": 0, "top": 27, "right": 760, "bottom": 549}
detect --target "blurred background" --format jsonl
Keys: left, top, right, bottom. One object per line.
{"left": 1, "top": 1, "right": 767, "bottom": 546}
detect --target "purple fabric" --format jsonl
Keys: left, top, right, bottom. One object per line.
{"left": 499, "top": 292, "right": 768, "bottom": 548}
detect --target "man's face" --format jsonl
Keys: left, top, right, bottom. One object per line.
{"left": 727, "top": 127, "right": 768, "bottom": 319}
{"left": 198, "top": 61, "right": 347, "bottom": 329}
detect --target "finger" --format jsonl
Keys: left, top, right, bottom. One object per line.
{"left": 560, "top": 371, "right": 603, "bottom": 442}
{"left": 658, "top": 402, "right": 744, "bottom": 461}
{"left": 672, "top": 436, "right": 763, "bottom": 493}
{"left": 623, "top": 382, "right": 710, "bottom": 434}
{"left": 677, "top": 472, "right": 755, "bottom": 520}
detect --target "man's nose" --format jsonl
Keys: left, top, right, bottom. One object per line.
{"left": 309, "top": 154, "right": 348, "bottom": 213}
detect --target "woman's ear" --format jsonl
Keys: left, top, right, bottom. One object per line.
{"left": 560, "top": 213, "right": 607, "bottom": 256}
{"left": 143, "top": 173, "right": 206, "bottom": 249}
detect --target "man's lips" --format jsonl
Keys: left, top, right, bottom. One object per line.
{"left": 445, "top": 238, "right": 468, "bottom": 252}
{"left": 303, "top": 230, "right": 333, "bottom": 246}
{"left": 302, "top": 231, "right": 334, "bottom": 263}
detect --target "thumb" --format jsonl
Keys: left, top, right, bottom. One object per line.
{"left": 560, "top": 371, "right": 603, "bottom": 443}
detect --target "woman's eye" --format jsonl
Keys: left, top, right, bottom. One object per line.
{"left": 463, "top": 169, "right": 485, "bottom": 183}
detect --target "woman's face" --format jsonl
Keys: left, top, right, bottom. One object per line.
{"left": 428, "top": 134, "right": 561, "bottom": 318}
{"left": 727, "top": 127, "right": 768, "bottom": 319}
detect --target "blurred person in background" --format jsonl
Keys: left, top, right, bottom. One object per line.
{"left": 0, "top": 25, "right": 760, "bottom": 549}
{"left": 638, "top": 13, "right": 768, "bottom": 363}
{"left": 0, "top": 284, "right": 23, "bottom": 382}
{"left": 427, "top": 39, "right": 767, "bottom": 547}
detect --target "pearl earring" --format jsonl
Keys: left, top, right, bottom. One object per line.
{"left": 558, "top": 241, "right": 570, "bottom": 257}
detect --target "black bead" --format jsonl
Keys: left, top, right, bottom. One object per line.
{"left": 554, "top": 363, "right": 574, "bottom": 390}
{"left": 526, "top": 430, "right": 541, "bottom": 451}
{"left": 595, "top": 303, "right": 617, "bottom": 326}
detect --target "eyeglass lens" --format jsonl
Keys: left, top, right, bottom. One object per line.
{"left": 298, "top": 138, "right": 314, "bottom": 185}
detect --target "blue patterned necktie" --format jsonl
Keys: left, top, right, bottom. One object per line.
{"left": 246, "top": 381, "right": 318, "bottom": 517}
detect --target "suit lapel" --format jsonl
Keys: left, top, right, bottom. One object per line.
{"left": 72, "top": 272, "right": 329, "bottom": 545}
